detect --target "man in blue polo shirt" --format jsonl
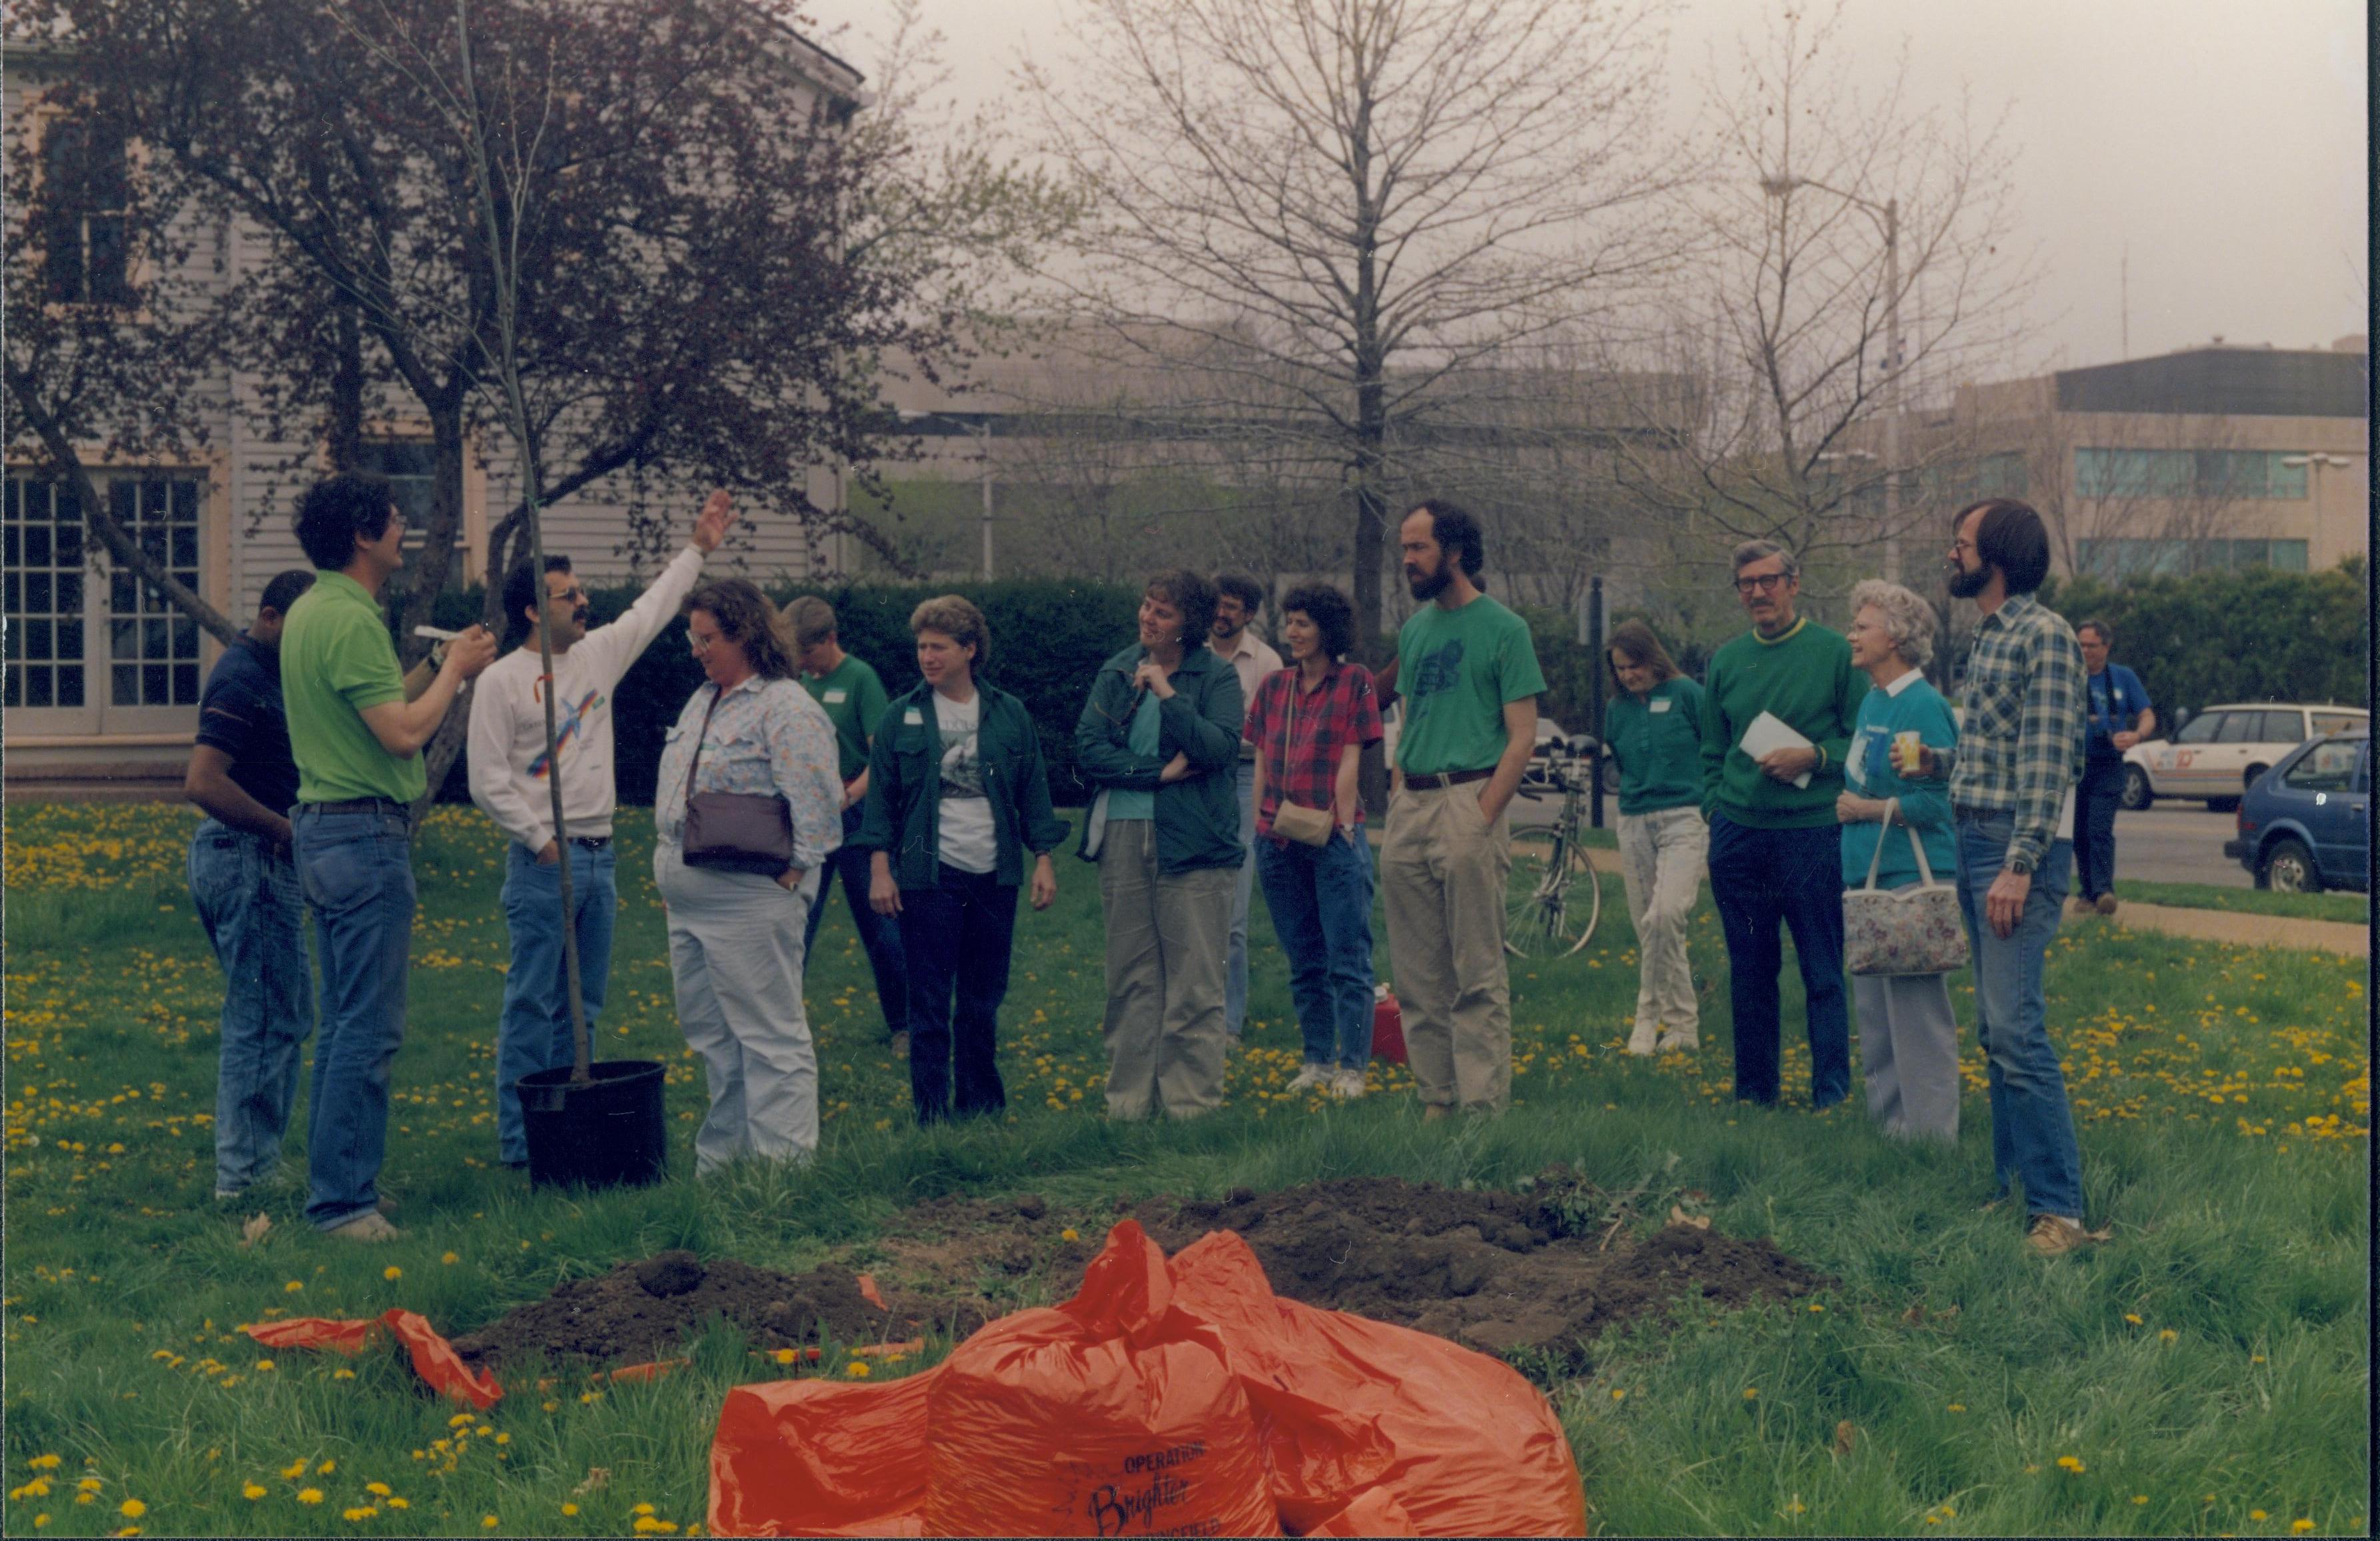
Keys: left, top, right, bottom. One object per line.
{"left": 2073, "top": 619, "right": 2154, "bottom": 914}
{"left": 185, "top": 568, "right": 321, "bottom": 1203}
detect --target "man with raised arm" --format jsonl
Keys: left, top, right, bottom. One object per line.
{"left": 469, "top": 489, "right": 732, "bottom": 1168}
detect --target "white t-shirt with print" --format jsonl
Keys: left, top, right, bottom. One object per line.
{"left": 934, "top": 691, "right": 998, "bottom": 874}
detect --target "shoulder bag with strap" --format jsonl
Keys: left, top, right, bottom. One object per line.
{"left": 1843, "top": 798, "right": 1969, "bottom": 976}
{"left": 681, "top": 687, "right": 796, "bottom": 876}
{"left": 1267, "top": 672, "right": 1337, "bottom": 848}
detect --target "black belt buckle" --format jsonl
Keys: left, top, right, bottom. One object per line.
{"left": 569, "top": 835, "right": 611, "bottom": 850}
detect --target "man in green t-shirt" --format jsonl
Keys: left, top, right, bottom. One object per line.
{"left": 281, "top": 472, "right": 495, "bottom": 1240}
{"left": 1383, "top": 499, "right": 1547, "bottom": 1118}
{"left": 785, "top": 596, "right": 909, "bottom": 1051}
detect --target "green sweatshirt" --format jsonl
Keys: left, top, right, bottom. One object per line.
{"left": 1697, "top": 618, "right": 1867, "bottom": 829}
{"left": 1605, "top": 675, "right": 1705, "bottom": 815}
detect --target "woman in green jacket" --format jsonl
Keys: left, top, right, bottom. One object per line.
{"left": 1604, "top": 620, "right": 1709, "bottom": 1056}
{"left": 858, "top": 596, "right": 1069, "bottom": 1124}
{"left": 1073, "top": 570, "right": 1246, "bottom": 1119}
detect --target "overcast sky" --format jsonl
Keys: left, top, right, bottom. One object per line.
{"left": 801, "top": 0, "right": 2368, "bottom": 376}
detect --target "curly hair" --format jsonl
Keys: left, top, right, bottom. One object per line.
{"left": 293, "top": 472, "right": 397, "bottom": 571}
{"left": 1277, "top": 582, "right": 1355, "bottom": 661}
{"left": 1143, "top": 569, "right": 1218, "bottom": 651}
{"left": 909, "top": 593, "right": 990, "bottom": 671}
{"left": 1849, "top": 579, "right": 1938, "bottom": 670}
{"left": 683, "top": 578, "right": 798, "bottom": 680}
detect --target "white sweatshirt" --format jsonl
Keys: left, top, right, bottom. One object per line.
{"left": 467, "top": 545, "right": 706, "bottom": 852}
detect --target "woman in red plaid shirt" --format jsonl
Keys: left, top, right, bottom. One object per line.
{"left": 1244, "top": 583, "right": 1385, "bottom": 1099}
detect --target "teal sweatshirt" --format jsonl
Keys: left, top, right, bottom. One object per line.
{"left": 1697, "top": 618, "right": 1867, "bottom": 829}
{"left": 1605, "top": 675, "right": 1705, "bottom": 815}
{"left": 1839, "top": 672, "right": 1958, "bottom": 890}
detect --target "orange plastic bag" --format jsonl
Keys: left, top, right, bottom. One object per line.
{"left": 711, "top": 1370, "right": 939, "bottom": 1538}
{"left": 921, "top": 1221, "right": 1279, "bottom": 1538}
{"left": 242, "top": 1309, "right": 502, "bottom": 1410}
{"left": 1168, "top": 1230, "right": 1585, "bottom": 1537}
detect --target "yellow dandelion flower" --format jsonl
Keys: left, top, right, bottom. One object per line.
{"left": 317, "top": 1460, "right": 335, "bottom": 1475}
{"left": 383, "top": 1267, "right": 401, "bottom": 1282}
{"left": 243, "top": 1484, "right": 267, "bottom": 1500}
{"left": 442, "top": 1253, "right": 459, "bottom": 1266}
{"left": 1743, "top": 1387, "right": 1758, "bottom": 1400}
{"left": 285, "top": 1281, "right": 303, "bottom": 1293}
{"left": 2055, "top": 1456, "right": 2086, "bottom": 1473}
{"left": 2293, "top": 1521, "right": 2315, "bottom": 1534}
{"left": 2158, "top": 1328, "right": 2178, "bottom": 1343}
{"left": 773, "top": 1348, "right": 798, "bottom": 1366}
{"left": 482, "top": 1514, "right": 499, "bottom": 1528}
{"left": 118, "top": 1500, "right": 146, "bottom": 1519}
{"left": 388, "top": 1498, "right": 409, "bottom": 1510}
{"left": 562, "top": 1503, "right": 579, "bottom": 1517}
{"left": 2123, "top": 1313, "right": 2143, "bottom": 1325}
{"left": 847, "top": 1362, "right": 871, "bottom": 1378}
{"left": 2251, "top": 1510, "right": 2269, "bottom": 1521}
{"left": 365, "top": 1482, "right": 391, "bottom": 1497}
{"left": 1061, "top": 1228, "right": 1080, "bottom": 1242}
{"left": 633, "top": 1503, "right": 657, "bottom": 1516}
{"left": 298, "top": 1488, "right": 324, "bottom": 1505}
{"left": 255, "top": 1360, "right": 275, "bottom": 1372}
{"left": 281, "top": 1462, "right": 306, "bottom": 1481}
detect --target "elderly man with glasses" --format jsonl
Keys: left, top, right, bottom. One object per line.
{"left": 1697, "top": 540, "right": 1869, "bottom": 1111}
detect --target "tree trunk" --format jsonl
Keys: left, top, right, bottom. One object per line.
{"left": 325, "top": 292, "right": 363, "bottom": 473}
{"left": 383, "top": 396, "right": 470, "bottom": 663}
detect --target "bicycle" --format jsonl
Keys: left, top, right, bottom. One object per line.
{"left": 1505, "top": 737, "right": 1603, "bottom": 958}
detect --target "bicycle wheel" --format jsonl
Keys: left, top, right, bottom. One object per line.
{"left": 1506, "top": 826, "right": 1597, "bottom": 957}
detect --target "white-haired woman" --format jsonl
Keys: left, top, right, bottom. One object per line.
{"left": 1835, "top": 579, "right": 1962, "bottom": 1142}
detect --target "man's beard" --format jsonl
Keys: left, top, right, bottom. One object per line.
{"left": 1407, "top": 562, "right": 1452, "bottom": 601}
{"left": 1945, "top": 561, "right": 1990, "bottom": 600}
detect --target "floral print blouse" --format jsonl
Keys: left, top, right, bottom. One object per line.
{"left": 653, "top": 674, "right": 843, "bottom": 870}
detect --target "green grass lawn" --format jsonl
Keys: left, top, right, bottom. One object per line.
{"left": 2113, "top": 880, "right": 2369, "bottom": 925}
{"left": 3, "top": 802, "right": 2369, "bottom": 1537}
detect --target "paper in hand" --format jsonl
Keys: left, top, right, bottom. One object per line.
{"left": 1739, "top": 711, "right": 1815, "bottom": 789}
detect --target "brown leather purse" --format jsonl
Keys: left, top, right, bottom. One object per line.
{"left": 681, "top": 689, "right": 795, "bottom": 876}
{"left": 1267, "top": 673, "right": 1337, "bottom": 848}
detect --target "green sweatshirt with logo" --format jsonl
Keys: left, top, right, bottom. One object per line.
{"left": 1696, "top": 618, "right": 1868, "bottom": 829}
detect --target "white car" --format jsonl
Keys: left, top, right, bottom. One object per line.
{"left": 2121, "top": 701, "right": 2370, "bottom": 812}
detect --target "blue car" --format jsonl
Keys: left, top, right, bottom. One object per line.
{"left": 2225, "top": 732, "right": 2369, "bottom": 894}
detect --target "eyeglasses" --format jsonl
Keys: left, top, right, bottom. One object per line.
{"left": 688, "top": 633, "right": 720, "bottom": 655}
{"left": 1733, "top": 573, "right": 1789, "bottom": 594}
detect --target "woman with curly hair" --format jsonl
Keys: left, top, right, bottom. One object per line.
{"left": 653, "top": 578, "right": 843, "bottom": 1170}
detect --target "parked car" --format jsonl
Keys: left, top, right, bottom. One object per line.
{"left": 2120, "top": 702, "right": 2369, "bottom": 812}
{"left": 2224, "top": 733, "right": 2369, "bottom": 893}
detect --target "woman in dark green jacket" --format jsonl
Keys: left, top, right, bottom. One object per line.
{"left": 1073, "top": 570, "right": 1245, "bottom": 1119}
{"left": 857, "top": 595, "right": 1068, "bottom": 1124}
{"left": 1604, "top": 619, "right": 1709, "bottom": 1057}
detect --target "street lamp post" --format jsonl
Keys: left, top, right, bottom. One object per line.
{"left": 1763, "top": 176, "right": 1902, "bottom": 579}
{"left": 899, "top": 410, "right": 997, "bottom": 580}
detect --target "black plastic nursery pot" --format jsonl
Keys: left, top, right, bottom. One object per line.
{"left": 517, "top": 1059, "right": 667, "bottom": 1191}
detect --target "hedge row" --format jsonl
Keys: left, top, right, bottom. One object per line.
{"left": 431, "top": 578, "right": 1148, "bottom": 808}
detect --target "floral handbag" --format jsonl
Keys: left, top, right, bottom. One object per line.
{"left": 1843, "top": 800, "right": 1969, "bottom": 977}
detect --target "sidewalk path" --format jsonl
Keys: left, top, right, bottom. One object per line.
{"left": 1565, "top": 846, "right": 2366, "bottom": 959}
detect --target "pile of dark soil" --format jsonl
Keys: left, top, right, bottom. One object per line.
{"left": 1125, "top": 1177, "right": 1833, "bottom": 1359}
{"left": 446, "top": 1250, "right": 987, "bottom": 1368}
{"left": 449, "top": 1178, "right": 1831, "bottom": 1371}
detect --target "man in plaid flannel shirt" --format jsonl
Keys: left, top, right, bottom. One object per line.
{"left": 1898, "top": 497, "right": 2098, "bottom": 1258}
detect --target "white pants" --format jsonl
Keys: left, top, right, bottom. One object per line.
{"left": 655, "top": 842, "right": 821, "bottom": 1172}
{"left": 1617, "top": 806, "right": 1707, "bottom": 1038}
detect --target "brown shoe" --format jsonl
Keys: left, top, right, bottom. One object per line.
{"left": 327, "top": 1212, "right": 401, "bottom": 1244}
{"left": 1421, "top": 1103, "right": 1453, "bottom": 1124}
{"left": 889, "top": 1031, "right": 910, "bottom": 1060}
{"left": 2025, "top": 1214, "right": 2101, "bottom": 1258}
{"left": 2095, "top": 893, "right": 2119, "bottom": 916}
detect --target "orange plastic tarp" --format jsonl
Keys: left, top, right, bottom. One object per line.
{"left": 241, "top": 1308, "right": 501, "bottom": 1410}
{"left": 707, "top": 1220, "right": 1585, "bottom": 1538}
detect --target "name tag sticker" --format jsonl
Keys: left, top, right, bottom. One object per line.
{"left": 903, "top": 707, "right": 924, "bottom": 725}
{"left": 823, "top": 688, "right": 848, "bottom": 704}
{"left": 1649, "top": 697, "right": 1672, "bottom": 714}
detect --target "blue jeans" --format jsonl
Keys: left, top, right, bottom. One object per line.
{"left": 1705, "top": 813, "right": 1850, "bottom": 1108}
{"left": 188, "top": 820, "right": 315, "bottom": 1197}
{"left": 802, "top": 805, "right": 909, "bottom": 1039}
{"left": 291, "top": 804, "right": 415, "bottom": 1231}
{"left": 1954, "top": 812, "right": 2085, "bottom": 1220}
{"left": 495, "top": 840, "right": 617, "bottom": 1165}
{"left": 1226, "top": 761, "right": 1257, "bottom": 1036}
{"left": 1255, "top": 830, "right": 1376, "bottom": 1070}
{"left": 2075, "top": 758, "right": 2125, "bottom": 901}
{"left": 898, "top": 866, "right": 1019, "bottom": 1122}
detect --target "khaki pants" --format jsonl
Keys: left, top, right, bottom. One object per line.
{"left": 1617, "top": 806, "right": 1707, "bottom": 1039}
{"left": 1381, "top": 781, "right": 1514, "bottom": 1112}
{"left": 1099, "top": 821, "right": 1235, "bottom": 1119}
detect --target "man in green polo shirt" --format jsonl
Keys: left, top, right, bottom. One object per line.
{"left": 281, "top": 472, "right": 494, "bottom": 1240}
{"left": 784, "top": 596, "right": 908, "bottom": 1051}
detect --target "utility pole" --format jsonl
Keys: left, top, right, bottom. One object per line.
{"left": 1881, "top": 196, "right": 1902, "bottom": 583}
{"left": 977, "top": 418, "right": 995, "bottom": 581}
{"left": 1585, "top": 575, "right": 1605, "bottom": 830}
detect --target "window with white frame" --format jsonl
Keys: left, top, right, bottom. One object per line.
{"left": 3, "top": 473, "right": 205, "bottom": 716}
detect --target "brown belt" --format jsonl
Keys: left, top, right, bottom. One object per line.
{"left": 1402, "top": 767, "right": 1495, "bottom": 790}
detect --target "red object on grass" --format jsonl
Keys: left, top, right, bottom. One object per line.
{"left": 241, "top": 1310, "right": 501, "bottom": 1410}
{"left": 1372, "top": 991, "right": 1407, "bottom": 1065}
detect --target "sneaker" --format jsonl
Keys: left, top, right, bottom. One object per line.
{"left": 2095, "top": 893, "right": 2119, "bottom": 916}
{"left": 1330, "top": 1068, "right": 1367, "bottom": 1100}
{"left": 1287, "top": 1062, "right": 1332, "bottom": 1094}
{"left": 1625, "top": 1022, "right": 1659, "bottom": 1056}
{"left": 2025, "top": 1214, "right": 2099, "bottom": 1258}
{"left": 889, "top": 1031, "right": 910, "bottom": 1060}
{"left": 1654, "top": 1030, "right": 1699, "bottom": 1054}
{"left": 326, "top": 1212, "right": 401, "bottom": 1244}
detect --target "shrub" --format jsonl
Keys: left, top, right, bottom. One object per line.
{"left": 2042, "top": 559, "right": 2370, "bottom": 724}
